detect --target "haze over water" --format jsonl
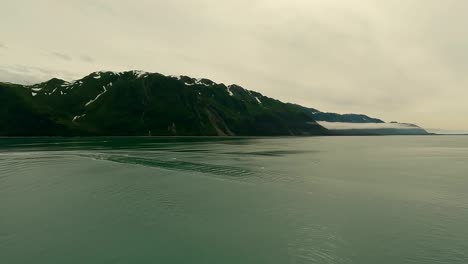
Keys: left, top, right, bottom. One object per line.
{"left": 1, "top": 136, "right": 467, "bottom": 263}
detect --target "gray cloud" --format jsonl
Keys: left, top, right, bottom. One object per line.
{"left": 0, "top": 0, "right": 467, "bottom": 131}
{"left": 0, "top": 42, "right": 6, "bottom": 49}
{"left": 0, "top": 65, "right": 80, "bottom": 84}
{"left": 0, "top": 69, "right": 42, "bottom": 85}
{"left": 51, "top": 52, "right": 72, "bottom": 61}
{"left": 80, "top": 55, "right": 94, "bottom": 63}
{"left": 426, "top": 129, "right": 468, "bottom": 135}
{"left": 318, "top": 122, "right": 421, "bottom": 130}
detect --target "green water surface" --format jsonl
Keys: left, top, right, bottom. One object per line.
{"left": 1, "top": 136, "right": 467, "bottom": 263}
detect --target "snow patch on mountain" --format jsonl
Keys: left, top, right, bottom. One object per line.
{"left": 227, "top": 86, "right": 234, "bottom": 96}
{"left": 183, "top": 78, "right": 215, "bottom": 87}
{"left": 85, "top": 86, "right": 107, "bottom": 106}
{"left": 255, "top": 96, "right": 262, "bottom": 104}
{"left": 196, "top": 78, "right": 212, "bottom": 86}
{"left": 169, "top": 75, "right": 182, "bottom": 80}
{"left": 133, "top": 70, "right": 148, "bottom": 78}
{"left": 72, "top": 114, "right": 86, "bottom": 122}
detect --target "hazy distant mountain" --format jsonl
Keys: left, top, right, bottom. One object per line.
{"left": 310, "top": 111, "right": 384, "bottom": 123}
{"left": 0, "top": 70, "right": 429, "bottom": 136}
{"left": 317, "top": 121, "right": 430, "bottom": 135}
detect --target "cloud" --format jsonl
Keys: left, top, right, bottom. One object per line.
{"left": 317, "top": 122, "right": 421, "bottom": 130}
{"left": 0, "top": 69, "right": 43, "bottom": 85}
{"left": 0, "top": 65, "right": 80, "bottom": 84}
{"left": 0, "top": 42, "right": 6, "bottom": 49}
{"left": 51, "top": 52, "right": 72, "bottom": 61}
{"left": 426, "top": 129, "right": 468, "bottom": 135}
{"left": 80, "top": 55, "right": 94, "bottom": 63}
{"left": 1, "top": 0, "right": 468, "bottom": 130}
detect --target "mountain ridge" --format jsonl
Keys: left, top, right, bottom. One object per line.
{"left": 0, "top": 70, "right": 428, "bottom": 136}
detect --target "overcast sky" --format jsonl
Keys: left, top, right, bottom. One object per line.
{"left": 1, "top": 0, "right": 467, "bottom": 131}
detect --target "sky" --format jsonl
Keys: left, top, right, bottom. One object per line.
{"left": 1, "top": 0, "right": 467, "bottom": 131}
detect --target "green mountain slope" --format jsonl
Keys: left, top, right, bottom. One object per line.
{"left": 0, "top": 71, "right": 329, "bottom": 136}
{"left": 0, "top": 70, "right": 429, "bottom": 136}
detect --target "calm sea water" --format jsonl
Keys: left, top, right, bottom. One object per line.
{"left": 1, "top": 136, "right": 467, "bottom": 263}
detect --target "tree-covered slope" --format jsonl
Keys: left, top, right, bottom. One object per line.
{"left": 0, "top": 71, "right": 329, "bottom": 136}
{"left": 0, "top": 70, "right": 430, "bottom": 136}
